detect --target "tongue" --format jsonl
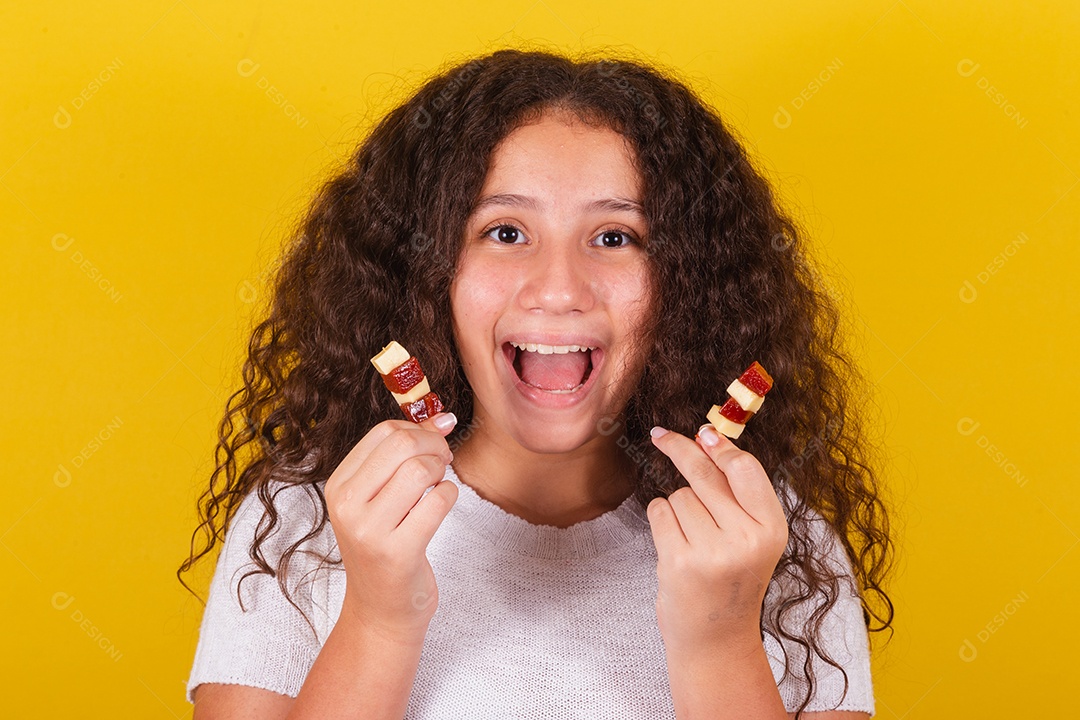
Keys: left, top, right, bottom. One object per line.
{"left": 518, "top": 350, "right": 589, "bottom": 390}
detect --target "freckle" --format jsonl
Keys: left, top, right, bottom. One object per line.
{"left": 728, "top": 580, "right": 742, "bottom": 605}
{"left": 708, "top": 611, "right": 720, "bottom": 621}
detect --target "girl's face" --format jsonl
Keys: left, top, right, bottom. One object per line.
{"left": 449, "top": 109, "right": 653, "bottom": 454}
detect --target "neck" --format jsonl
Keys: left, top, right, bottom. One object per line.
{"left": 449, "top": 411, "right": 636, "bottom": 529}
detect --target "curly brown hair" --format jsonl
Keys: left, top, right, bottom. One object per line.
{"left": 178, "top": 46, "right": 895, "bottom": 717}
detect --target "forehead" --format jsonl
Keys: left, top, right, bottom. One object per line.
{"left": 478, "top": 112, "right": 643, "bottom": 201}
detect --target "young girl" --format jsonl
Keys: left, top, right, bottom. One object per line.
{"left": 179, "top": 48, "right": 894, "bottom": 719}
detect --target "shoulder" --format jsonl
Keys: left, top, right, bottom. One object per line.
{"left": 226, "top": 450, "right": 326, "bottom": 539}
{"left": 228, "top": 479, "right": 327, "bottom": 538}
{"left": 771, "top": 478, "right": 861, "bottom": 597}
{"left": 763, "top": 480, "right": 876, "bottom": 714}
{"left": 218, "top": 477, "right": 336, "bottom": 590}
{"left": 187, "top": 476, "right": 336, "bottom": 704}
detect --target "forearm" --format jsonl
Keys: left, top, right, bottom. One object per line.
{"left": 665, "top": 634, "right": 788, "bottom": 720}
{"left": 286, "top": 607, "right": 426, "bottom": 720}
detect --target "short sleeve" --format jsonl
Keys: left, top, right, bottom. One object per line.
{"left": 185, "top": 481, "right": 331, "bottom": 703}
{"left": 763, "top": 494, "right": 876, "bottom": 717}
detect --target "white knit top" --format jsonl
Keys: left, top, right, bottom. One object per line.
{"left": 186, "top": 463, "right": 875, "bottom": 717}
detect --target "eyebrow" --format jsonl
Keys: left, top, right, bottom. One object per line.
{"left": 470, "top": 193, "right": 646, "bottom": 219}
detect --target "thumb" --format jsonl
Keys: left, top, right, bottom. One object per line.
{"left": 420, "top": 411, "right": 458, "bottom": 436}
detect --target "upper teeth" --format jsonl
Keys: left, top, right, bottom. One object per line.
{"left": 510, "top": 341, "right": 597, "bottom": 354}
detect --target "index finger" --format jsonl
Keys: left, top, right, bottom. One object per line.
{"left": 694, "top": 424, "right": 785, "bottom": 528}
{"left": 650, "top": 426, "right": 742, "bottom": 530}
{"left": 330, "top": 412, "right": 457, "bottom": 486}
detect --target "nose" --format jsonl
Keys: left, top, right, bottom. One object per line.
{"left": 518, "top": 237, "right": 597, "bottom": 315}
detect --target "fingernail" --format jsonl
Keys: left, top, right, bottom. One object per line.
{"left": 650, "top": 426, "right": 669, "bottom": 439}
{"left": 698, "top": 424, "right": 719, "bottom": 447}
{"left": 433, "top": 412, "right": 457, "bottom": 431}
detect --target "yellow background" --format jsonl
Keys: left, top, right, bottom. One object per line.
{"left": 5, "top": 2, "right": 1076, "bottom": 717}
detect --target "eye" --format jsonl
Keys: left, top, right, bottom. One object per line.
{"left": 479, "top": 223, "right": 639, "bottom": 248}
{"left": 481, "top": 223, "right": 527, "bottom": 244}
{"left": 590, "top": 227, "right": 638, "bottom": 249}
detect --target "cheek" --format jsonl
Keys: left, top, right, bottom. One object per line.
{"left": 450, "top": 259, "right": 514, "bottom": 345}
{"left": 598, "top": 266, "right": 653, "bottom": 328}
{"left": 601, "top": 270, "right": 655, "bottom": 382}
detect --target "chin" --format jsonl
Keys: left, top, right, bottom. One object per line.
{"left": 503, "top": 417, "right": 597, "bottom": 455}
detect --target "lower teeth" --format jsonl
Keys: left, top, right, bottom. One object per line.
{"left": 541, "top": 385, "right": 582, "bottom": 394}
{"left": 523, "top": 380, "right": 584, "bottom": 393}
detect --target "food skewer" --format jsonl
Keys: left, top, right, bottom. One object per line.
{"left": 705, "top": 361, "right": 774, "bottom": 439}
{"left": 370, "top": 340, "right": 445, "bottom": 423}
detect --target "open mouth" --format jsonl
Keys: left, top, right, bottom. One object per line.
{"left": 503, "top": 342, "right": 596, "bottom": 394}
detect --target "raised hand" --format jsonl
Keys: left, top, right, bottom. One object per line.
{"left": 323, "top": 412, "right": 459, "bottom": 644}
{"left": 645, "top": 423, "right": 789, "bottom": 655}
